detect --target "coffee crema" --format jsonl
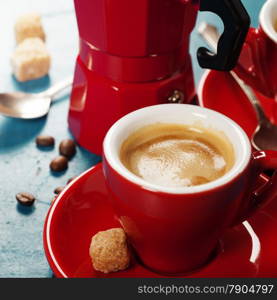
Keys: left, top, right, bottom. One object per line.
{"left": 120, "top": 123, "right": 235, "bottom": 188}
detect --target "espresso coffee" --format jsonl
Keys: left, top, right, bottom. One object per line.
{"left": 120, "top": 123, "right": 235, "bottom": 187}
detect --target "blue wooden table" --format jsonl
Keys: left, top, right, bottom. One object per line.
{"left": 0, "top": 0, "right": 265, "bottom": 278}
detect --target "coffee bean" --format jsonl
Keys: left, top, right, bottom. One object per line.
{"left": 54, "top": 186, "right": 64, "bottom": 195}
{"left": 50, "top": 156, "right": 68, "bottom": 172}
{"left": 36, "top": 135, "right": 55, "bottom": 147}
{"left": 59, "top": 139, "right": 76, "bottom": 159}
{"left": 67, "top": 176, "right": 77, "bottom": 184}
{"left": 16, "top": 192, "right": 36, "bottom": 206}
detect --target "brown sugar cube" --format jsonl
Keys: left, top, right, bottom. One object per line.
{"left": 15, "top": 12, "right": 46, "bottom": 44}
{"left": 89, "top": 228, "right": 130, "bottom": 274}
{"left": 11, "top": 38, "right": 51, "bottom": 82}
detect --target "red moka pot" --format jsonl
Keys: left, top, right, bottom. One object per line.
{"left": 69, "top": 0, "right": 250, "bottom": 155}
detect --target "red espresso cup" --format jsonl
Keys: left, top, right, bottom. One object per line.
{"left": 235, "top": 0, "right": 277, "bottom": 100}
{"left": 103, "top": 104, "right": 277, "bottom": 274}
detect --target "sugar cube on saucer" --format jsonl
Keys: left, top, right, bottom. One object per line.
{"left": 11, "top": 37, "right": 51, "bottom": 82}
{"left": 89, "top": 228, "right": 130, "bottom": 274}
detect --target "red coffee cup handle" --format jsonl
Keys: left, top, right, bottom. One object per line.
{"left": 232, "top": 150, "right": 277, "bottom": 226}
{"left": 234, "top": 27, "right": 272, "bottom": 98}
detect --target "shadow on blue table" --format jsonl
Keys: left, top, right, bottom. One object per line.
{"left": 0, "top": 76, "right": 52, "bottom": 152}
{"left": 50, "top": 169, "right": 68, "bottom": 178}
{"left": 12, "top": 75, "right": 50, "bottom": 93}
{"left": 0, "top": 117, "right": 46, "bottom": 152}
{"left": 16, "top": 203, "right": 36, "bottom": 215}
{"left": 79, "top": 146, "right": 102, "bottom": 166}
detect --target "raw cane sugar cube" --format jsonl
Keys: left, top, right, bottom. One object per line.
{"left": 89, "top": 228, "right": 131, "bottom": 274}
{"left": 15, "top": 12, "right": 46, "bottom": 44}
{"left": 11, "top": 38, "right": 51, "bottom": 82}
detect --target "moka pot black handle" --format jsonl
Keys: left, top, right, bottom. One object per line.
{"left": 197, "top": 0, "right": 250, "bottom": 71}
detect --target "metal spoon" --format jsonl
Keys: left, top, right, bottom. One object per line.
{"left": 0, "top": 77, "right": 73, "bottom": 119}
{"left": 198, "top": 22, "right": 277, "bottom": 151}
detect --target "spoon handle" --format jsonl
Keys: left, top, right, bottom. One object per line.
{"left": 43, "top": 76, "right": 73, "bottom": 99}
{"left": 198, "top": 22, "right": 268, "bottom": 124}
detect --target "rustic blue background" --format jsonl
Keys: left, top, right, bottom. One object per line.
{"left": 0, "top": 0, "right": 265, "bottom": 277}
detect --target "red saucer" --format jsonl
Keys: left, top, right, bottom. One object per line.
{"left": 43, "top": 163, "right": 277, "bottom": 278}
{"left": 198, "top": 70, "right": 277, "bottom": 139}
